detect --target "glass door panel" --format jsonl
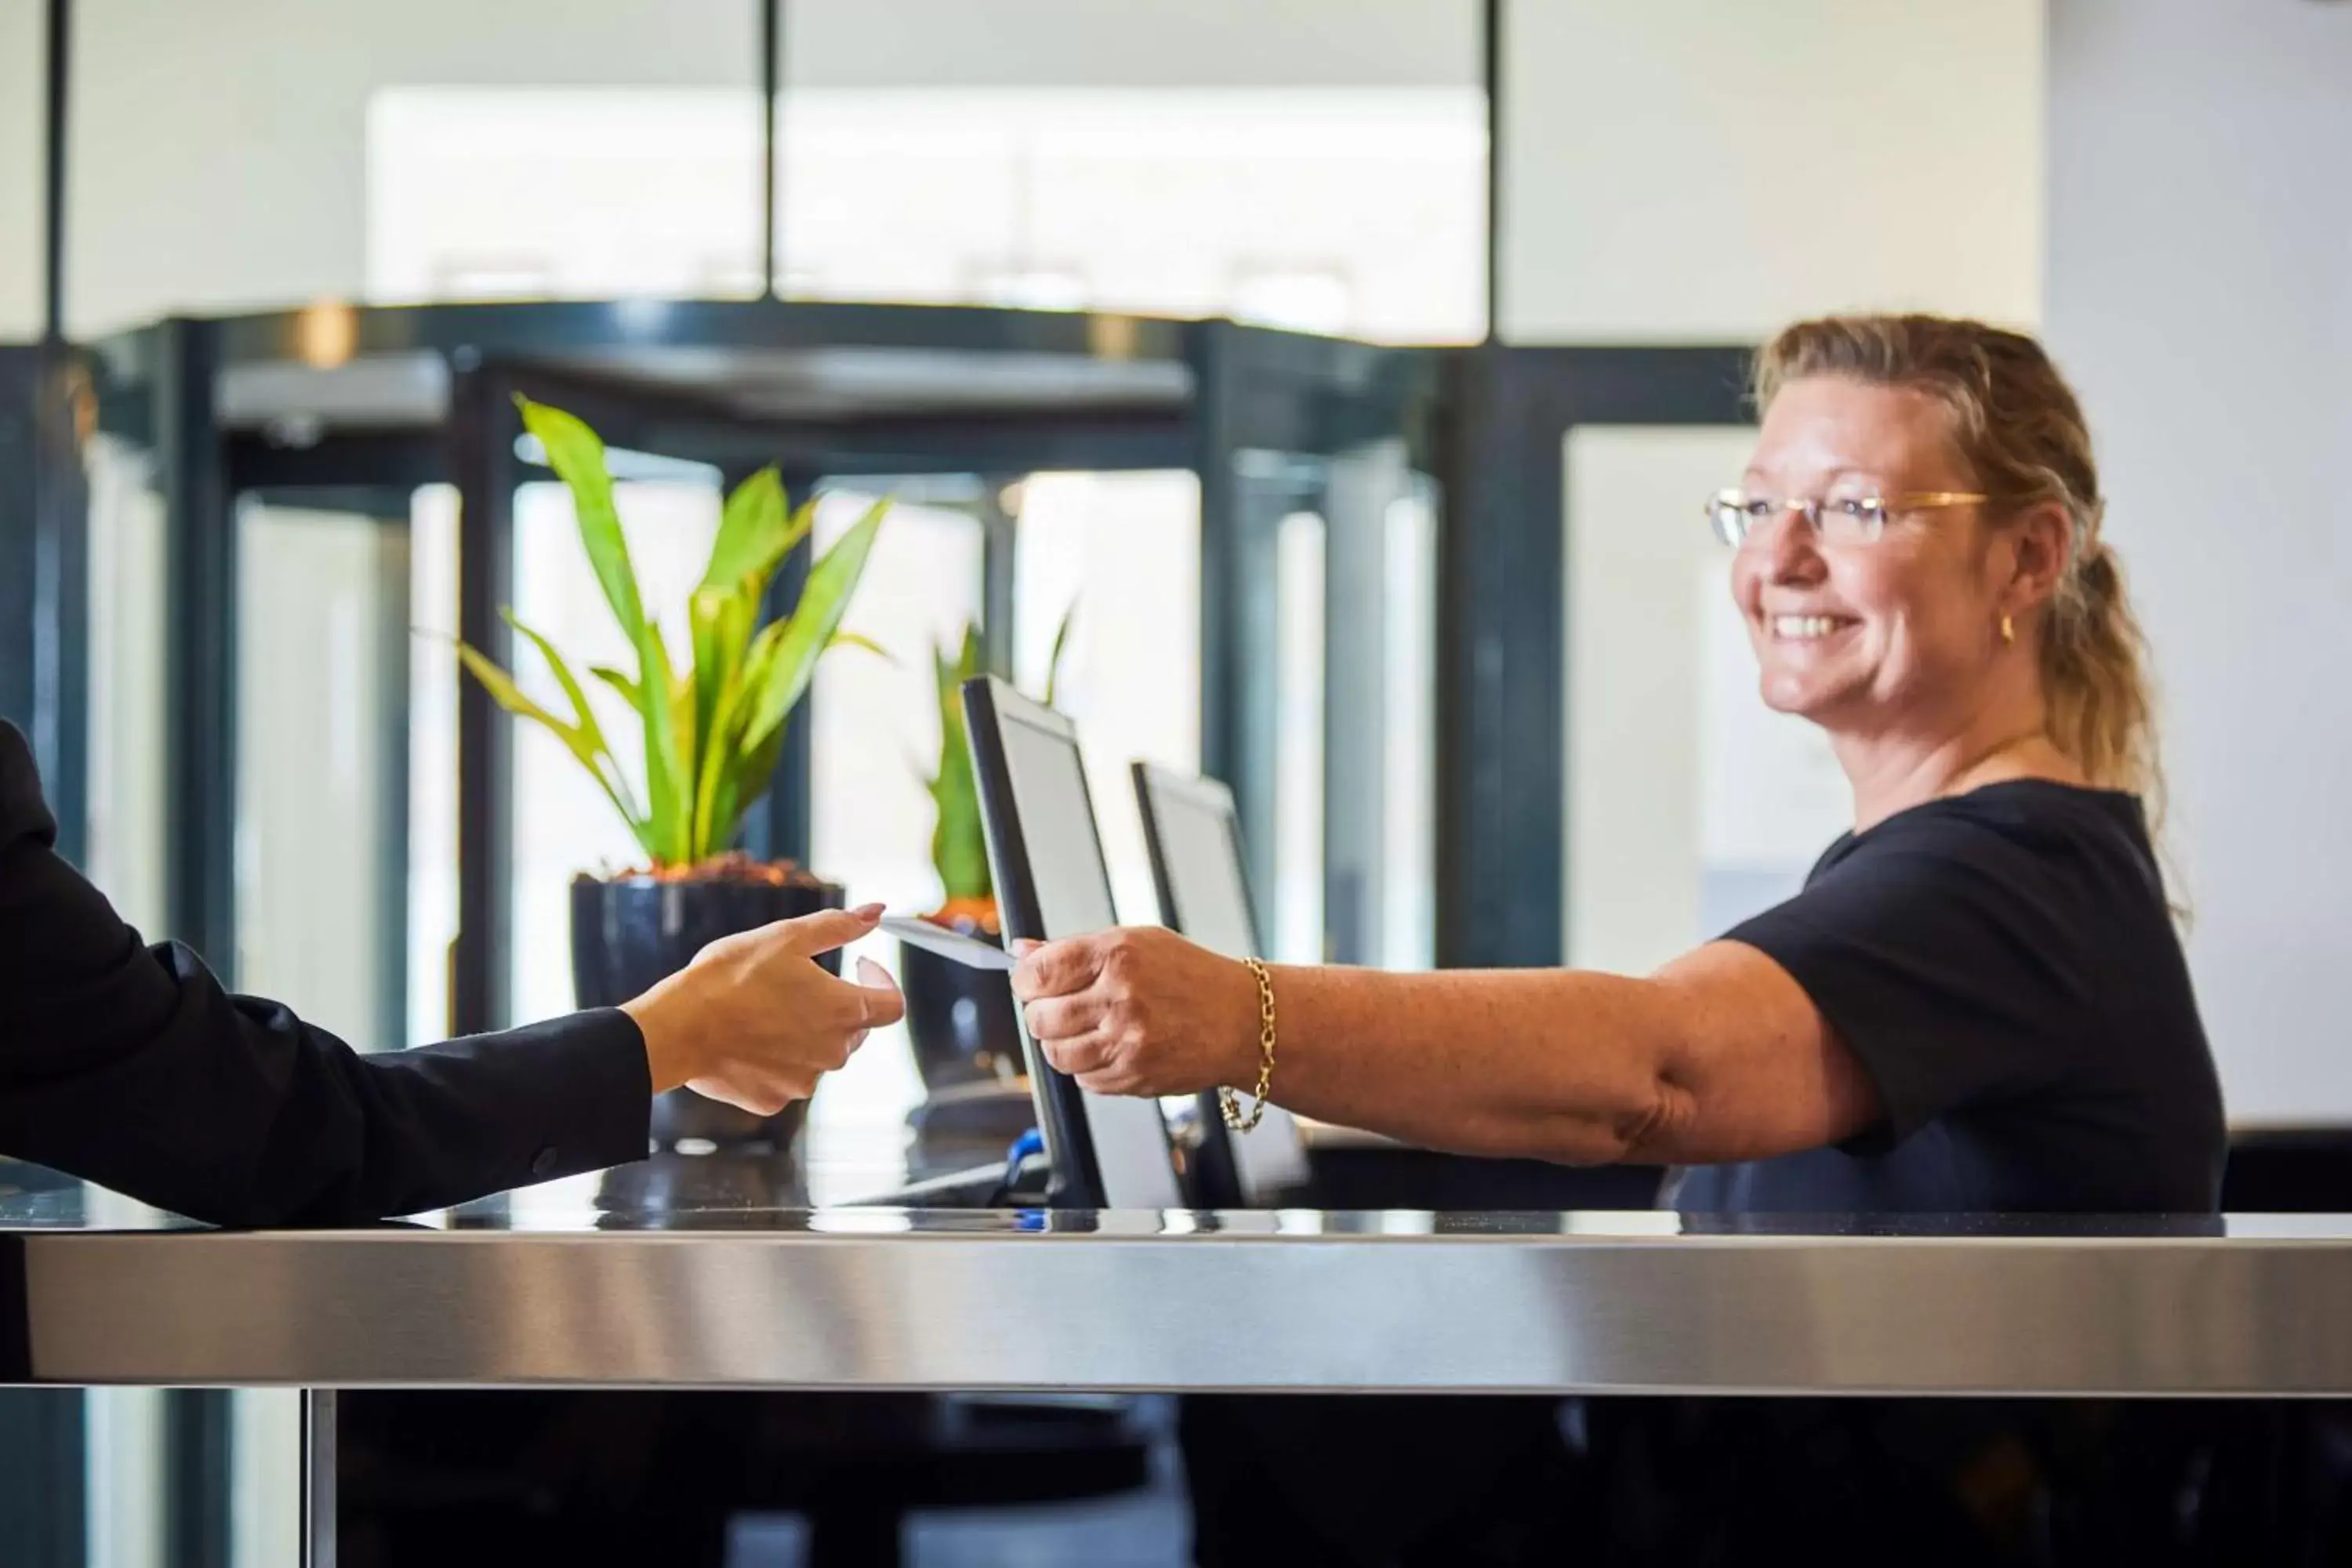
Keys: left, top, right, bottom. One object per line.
{"left": 82, "top": 431, "right": 168, "bottom": 933}
{"left": 1272, "top": 508, "right": 1327, "bottom": 966}
{"left": 1320, "top": 438, "right": 1440, "bottom": 971}
{"left": 406, "top": 485, "right": 460, "bottom": 1044}
{"left": 234, "top": 500, "right": 409, "bottom": 1049}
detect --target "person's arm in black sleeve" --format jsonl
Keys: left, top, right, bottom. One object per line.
{"left": 0, "top": 720, "right": 651, "bottom": 1226}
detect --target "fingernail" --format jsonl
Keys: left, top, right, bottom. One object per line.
{"left": 1011, "top": 938, "right": 1042, "bottom": 956}
{"left": 850, "top": 902, "right": 885, "bottom": 920}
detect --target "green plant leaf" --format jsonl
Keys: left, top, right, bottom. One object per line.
{"left": 1044, "top": 601, "right": 1078, "bottom": 708}
{"left": 588, "top": 664, "right": 641, "bottom": 710}
{"left": 687, "top": 587, "right": 761, "bottom": 861}
{"left": 500, "top": 610, "right": 642, "bottom": 823}
{"left": 517, "top": 397, "right": 647, "bottom": 648}
{"left": 829, "top": 630, "right": 897, "bottom": 666}
{"left": 688, "top": 585, "right": 757, "bottom": 784}
{"left": 740, "top": 496, "right": 890, "bottom": 753}
{"left": 699, "top": 468, "right": 815, "bottom": 601}
{"left": 724, "top": 721, "right": 789, "bottom": 844}
{"left": 926, "top": 622, "right": 993, "bottom": 902}
{"left": 453, "top": 638, "right": 653, "bottom": 858}
{"left": 635, "top": 619, "right": 688, "bottom": 866}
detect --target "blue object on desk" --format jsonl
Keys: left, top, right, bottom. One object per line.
{"left": 1002, "top": 1128, "right": 1044, "bottom": 1194}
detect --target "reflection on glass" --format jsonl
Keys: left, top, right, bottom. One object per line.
{"left": 1274, "top": 510, "right": 1326, "bottom": 964}
{"left": 1012, "top": 471, "right": 1202, "bottom": 926}
{"left": 506, "top": 478, "right": 720, "bottom": 1026}
{"left": 234, "top": 503, "right": 405, "bottom": 1044}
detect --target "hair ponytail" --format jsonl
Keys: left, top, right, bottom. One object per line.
{"left": 2042, "top": 535, "right": 2160, "bottom": 806}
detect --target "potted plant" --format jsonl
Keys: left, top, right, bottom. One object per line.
{"left": 899, "top": 612, "right": 1071, "bottom": 1091}
{"left": 457, "top": 396, "right": 887, "bottom": 1152}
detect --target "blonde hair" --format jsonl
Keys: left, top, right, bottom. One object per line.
{"left": 1755, "top": 314, "right": 2163, "bottom": 815}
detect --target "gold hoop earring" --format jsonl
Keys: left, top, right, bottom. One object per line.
{"left": 2000, "top": 614, "right": 2016, "bottom": 646}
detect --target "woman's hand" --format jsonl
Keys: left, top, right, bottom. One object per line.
{"left": 1011, "top": 927, "right": 1260, "bottom": 1097}
{"left": 622, "top": 905, "right": 905, "bottom": 1116}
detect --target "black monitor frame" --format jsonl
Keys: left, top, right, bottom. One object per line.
{"left": 962, "top": 675, "right": 1178, "bottom": 1209}
{"left": 1131, "top": 760, "right": 1314, "bottom": 1209}
{"left": 1132, "top": 762, "right": 1253, "bottom": 1208}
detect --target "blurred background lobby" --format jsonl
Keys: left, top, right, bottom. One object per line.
{"left": 3, "top": 1, "right": 2350, "bottom": 1563}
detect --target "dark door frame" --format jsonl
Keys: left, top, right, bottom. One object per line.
{"left": 1435, "top": 343, "right": 1755, "bottom": 969}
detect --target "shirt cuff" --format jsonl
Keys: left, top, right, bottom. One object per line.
{"left": 507, "top": 1007, "right": 655, "bottom": 1185}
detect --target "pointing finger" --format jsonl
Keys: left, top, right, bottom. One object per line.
{"left": 772, "top": 905, "right": 885, "bottom": 957}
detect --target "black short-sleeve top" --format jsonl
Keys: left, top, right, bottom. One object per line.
{"left": 1662, "top": 781, "right": 2225, "bottom": 1216}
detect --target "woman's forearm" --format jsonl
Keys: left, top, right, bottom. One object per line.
{"left": 1254, "top": 964, "right": 1682, "bottom": 1164}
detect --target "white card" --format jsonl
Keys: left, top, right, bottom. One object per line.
{"left": 879, "top": 915, "right": 1019, "bottom": 971}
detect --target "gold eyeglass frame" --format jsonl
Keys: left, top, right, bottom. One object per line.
{"left": 1707, "top": 490, "right": 1989, "bottom": 547}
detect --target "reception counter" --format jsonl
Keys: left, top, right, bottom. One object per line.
{"left": 9, "top": 1175, "right": 2352, "bottom": 1396}
{"left": 10, "top": 1164, "right": 2352, "bottom": 1564}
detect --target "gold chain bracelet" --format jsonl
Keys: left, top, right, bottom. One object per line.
{"left": 1221, "top": 957, "right": 1278, "bottom": 1132}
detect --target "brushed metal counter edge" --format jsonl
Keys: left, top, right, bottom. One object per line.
{"left": 22, "top": 1232, "right": 2352, "bottom": 1394}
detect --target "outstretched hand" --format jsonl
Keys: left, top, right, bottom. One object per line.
{"left": 1011, "top": 926, "right": 1258, "bottom": 1098}
{"left": 622, "top": 904, "right": 905, "bottom": 1116}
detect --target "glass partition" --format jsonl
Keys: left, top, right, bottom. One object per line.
{"left": 68, "top": 0, "right": 760, "bottom": 335}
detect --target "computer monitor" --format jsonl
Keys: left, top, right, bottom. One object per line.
{"left": 1131, "top": 763, "right": 1314, "bottom": 1206}
{"left": 961, "top": 677, "right": 1185, "bottom": 1210}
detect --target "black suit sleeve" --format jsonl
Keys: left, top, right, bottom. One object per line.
{"left": 0, "top": 722, "right": 651, "bottom": 1225}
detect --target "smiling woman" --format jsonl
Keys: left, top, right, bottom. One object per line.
{"left": 1011, "top": 313, "right": 2225, "bottom": 1219}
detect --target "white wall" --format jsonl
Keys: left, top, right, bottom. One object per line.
{"left": 1500, "top": 0, "right": 2044, "bottom": 343}
{"left": 2045, "top": 0, "right": 2352, "bottom": 1126}
{"left": 0, "top": 0, "right": 41, "bottom": 338}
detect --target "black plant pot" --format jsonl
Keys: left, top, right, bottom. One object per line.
{"left": 898, "top": 911, "right": 1025, "bottom": 1093}
{"left": 571, "top": 868, "right": 845, "bottom": 1152}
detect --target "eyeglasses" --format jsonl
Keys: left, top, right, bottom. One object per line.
{"left": 1706, "top": 490, "right": 1989, "bottom": 548}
